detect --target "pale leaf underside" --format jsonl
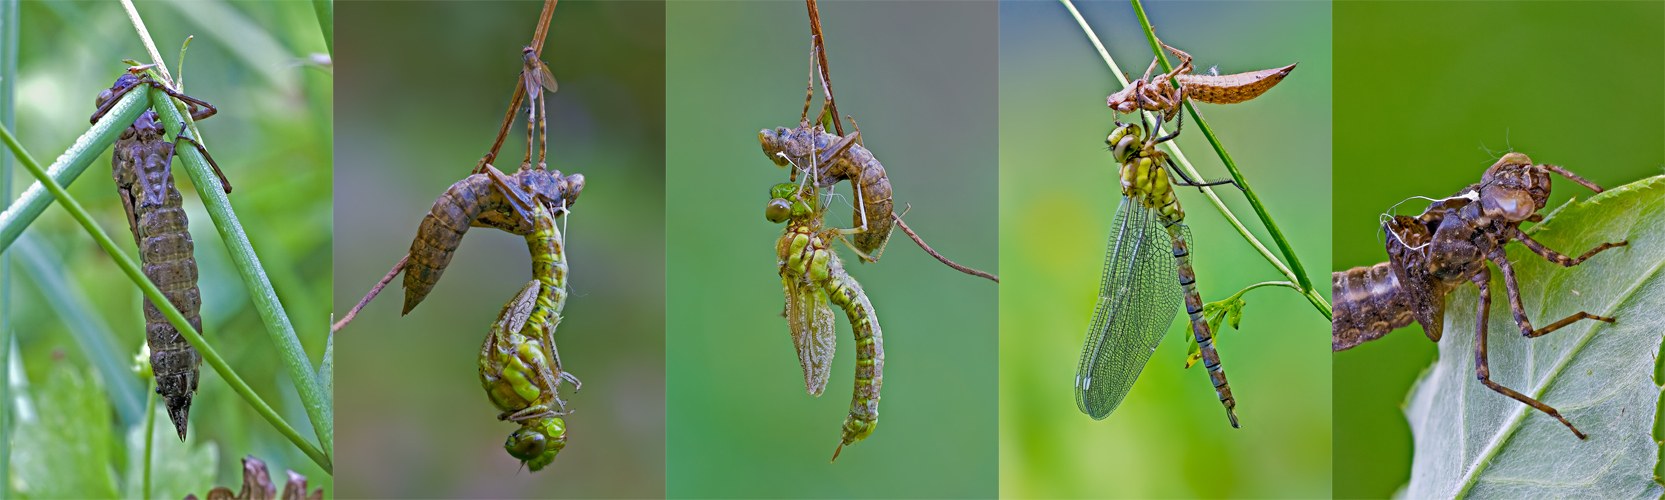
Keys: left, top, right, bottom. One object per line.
{"left": 1405, "top": 176, "right": 1665, "bottom": 498}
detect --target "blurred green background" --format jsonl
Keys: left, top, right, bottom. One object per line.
{"left": 666, "top": 1, "right": 998, "bottom": 497}
{"left": 332, "top": 1, "right": 665, "bottom": 497}
{"left": 999, "top": 2, "right": 1331, "bottom": 497}
{"left": 1332, "top": 2, "right": 1665, "bottom": 498}
{"left": 3, "top": 0, "right": 332, "bottom": 497}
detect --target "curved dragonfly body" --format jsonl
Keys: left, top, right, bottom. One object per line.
{"left": 93, "top": 71, "right": 224, "bottom": 440}
{"left": 761, "top": 125, "right": 894, "bottom": 261}
{"left": 1074, "top": 123, "right": 1238, "bottom": 427}
{"left": 767, "top": 181, "right": 883, "bottom": 461}
{"left": 478, "top": 185, "right": 579, "bottom": 471}
{"left": 1331, "top": 153, "right": 1627, "bottom": 438}
{"left": 403, "top": 167, "right": 584, "bottom": 314}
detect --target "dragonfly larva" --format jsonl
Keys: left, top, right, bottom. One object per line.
{"left": 1074, "top": 122, "right": 1241, "bottom": 427}
{"left": 479, "top": 190, "right": 579, "bottom": 471}
{"left": 91, "top": 69, "right": 228, "bottom": 440}
{"left": 761, "top": 124, "right": 894, "bottom": 262}
{"left": 1332, "top": 153, "right": 1628, "bottom": 438}
{"left": 402, "top": 166, "right": 584, "bottom": 314}
{"left": 767, "top": 180, "right": 883, "bottom": 461}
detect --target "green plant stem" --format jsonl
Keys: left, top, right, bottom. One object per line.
{"left": 146, "top": 87, "right": 335, "bottom": 463}
{"left": 0, "top": 89, "right": 147, "bottom": 252}
{"left": 142, "top": 378, "right": 156, "bottom": 500}
{"left": 1219, "top": 280, "right": 1299, "bottom": 304}
{"left": 1060, "top": 0, "right": 1331, "bottom": 319}
{"left": 313, "top": 0, "right": 333, "bottom": 56}
{"left": 0, "top": 122, "right": 331, "bottom": 473}
{"left": 1129, "top": 0, "right": 1320, "bottom": 299}
{"left": 0, "top": 0, "right": 17, "bottom": 490}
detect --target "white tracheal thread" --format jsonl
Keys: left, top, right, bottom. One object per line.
{"left": 1379, "top": 190, "right": 1480, "bottom": 253}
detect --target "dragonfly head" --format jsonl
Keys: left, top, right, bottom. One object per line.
{"left": 766, "top": 182, "right": 813, "bottom": 224}
{"left": 1477, "top": 153, "right": 1547, "bottom": 223}
{"left": 519, "top": 169, "right": 584, "bottom": 216}
{"left": 759, "top": 127, "right": 799, "bottom": 167}
{"left": 505, "top": 417, "right": 566, "bottom": 472}
{"left": 1106, "top": 124, "right": 1142, "bottom": 163}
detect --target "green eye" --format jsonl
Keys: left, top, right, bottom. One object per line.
{"left": 766, "top": 198, "right": 792, "bottom": 223}
{"left": 505, "top": 428, "right": 546, "bottom": 461}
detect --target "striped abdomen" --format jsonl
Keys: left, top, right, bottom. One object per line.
{"left": 523, "top": 202, "right": 569, "bottom": 358}
{"left": 826, "top": 252, "right": 882, "bottom": 460}
{"left": 1163, "top": 219, "right": 1237, "bottom": 427}
{"left": 113, "top": 110, "right": 202, "bottom": 440}
{"left": 404, "top": 174, "right": 518, "bottom": 314}
{"left": 1173, "top": 63, "right": 1297, "bottom": 104}
{"left": 1332, "top": 262, "right": 1415, "bottom": 351}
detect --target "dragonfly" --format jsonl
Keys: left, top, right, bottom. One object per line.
{"left": 760, "top": 49, "right": 894, "bottom": 262}
{"left": 1332, "top": 153, "right": 1627, "bottom": 438}
{"left": 90, "top": 65, "right": 232, "bottom": 441}
{"left": 478, "top": 178, "right": 581, "bottom": 471}
{"left": 766, "top": 170, "right": 883, "bottom": 461}
{"left": 1073, "top": 117, "right": 1241, "bottom": 427}
{"left": 401, "top": 166, "right": 583, "bottom": 315}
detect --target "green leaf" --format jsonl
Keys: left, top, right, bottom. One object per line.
{"left": 1404, "top": 176, "right": 1665, "bottom": 497}
{"left": 11, "top": 365, "right": 119, "bottom": 498}
{"left": 121, "top": 407, "right": 217, "bottom": 499}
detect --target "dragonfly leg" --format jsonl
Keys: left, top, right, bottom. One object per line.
{"left": 1539, "top": 164, "right": 1606, "bottom": 193}
{"left": 1513, "top": 232, "right": 1627, "bottom": 268}
{"left": 536, "top": 80, "right": 548, "bottom": 169}
{"left": 1151, "top": 102, "right": 1184, "bottom": 145}
{"left": 502, "top": 405, "right": 564, "bottom": 422}
{"left": 1489, "top": 250, "right": 1615, "bottom": 339}
{"left": 800, "top": 40, "right": 817, "bottom": 126}
{"left": 90, "top": 79, "right": 147, "bottom": 124}
{"left": 172, "top": 130, "right": 233, "bottom": 194}
{"left": 1469, "top": 267, "right": 1587, "bottom": 439}
{"left": 1164, "top": 156, "right": 1239, "bottom": 191}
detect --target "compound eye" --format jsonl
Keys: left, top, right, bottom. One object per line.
{"left": 505, "top": 429, "right": 547, "bottom": 461}
{"left": 765, "top": 198, "right": 792, "bottom": 223}
{"left": 1480, "top": 188, "right": 1535, "bottom": 222}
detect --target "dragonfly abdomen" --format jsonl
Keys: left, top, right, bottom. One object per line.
{"left": 826, "top": 257, "right": 882, "bottom": 459}
{"left": 1331, "top": 261, "right": 1415, "bottom": 351}
{"left": 404, "top": 174, "right": 504, "bottom": 314}
{"left": 1166, "top": 222, "right": 1238, "bottom": 427}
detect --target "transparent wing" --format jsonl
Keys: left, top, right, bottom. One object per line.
{"left": 784, "top": 273, "right": 836, "bottom": 396}
{"left": 1074, "top": 197, "right": 1183, "bottom": 419}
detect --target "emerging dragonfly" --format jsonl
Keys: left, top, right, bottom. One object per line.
{"left": 1332, "top": 153, "right": 1627, "bottom": 438}
{"left": 1073, "top": 118, "right": 1240, "bottom": 426}
{"left": 477, "top": 174, "right": 581, "bottom": 471}
{"left": 90, "top": 65, "right": 232, "bottom": 440}
{"left": 760, "top": 48, "right": 895, "bottom": 262}
{"left": 766, "top": 172, "right": 883, "bottom": 461}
